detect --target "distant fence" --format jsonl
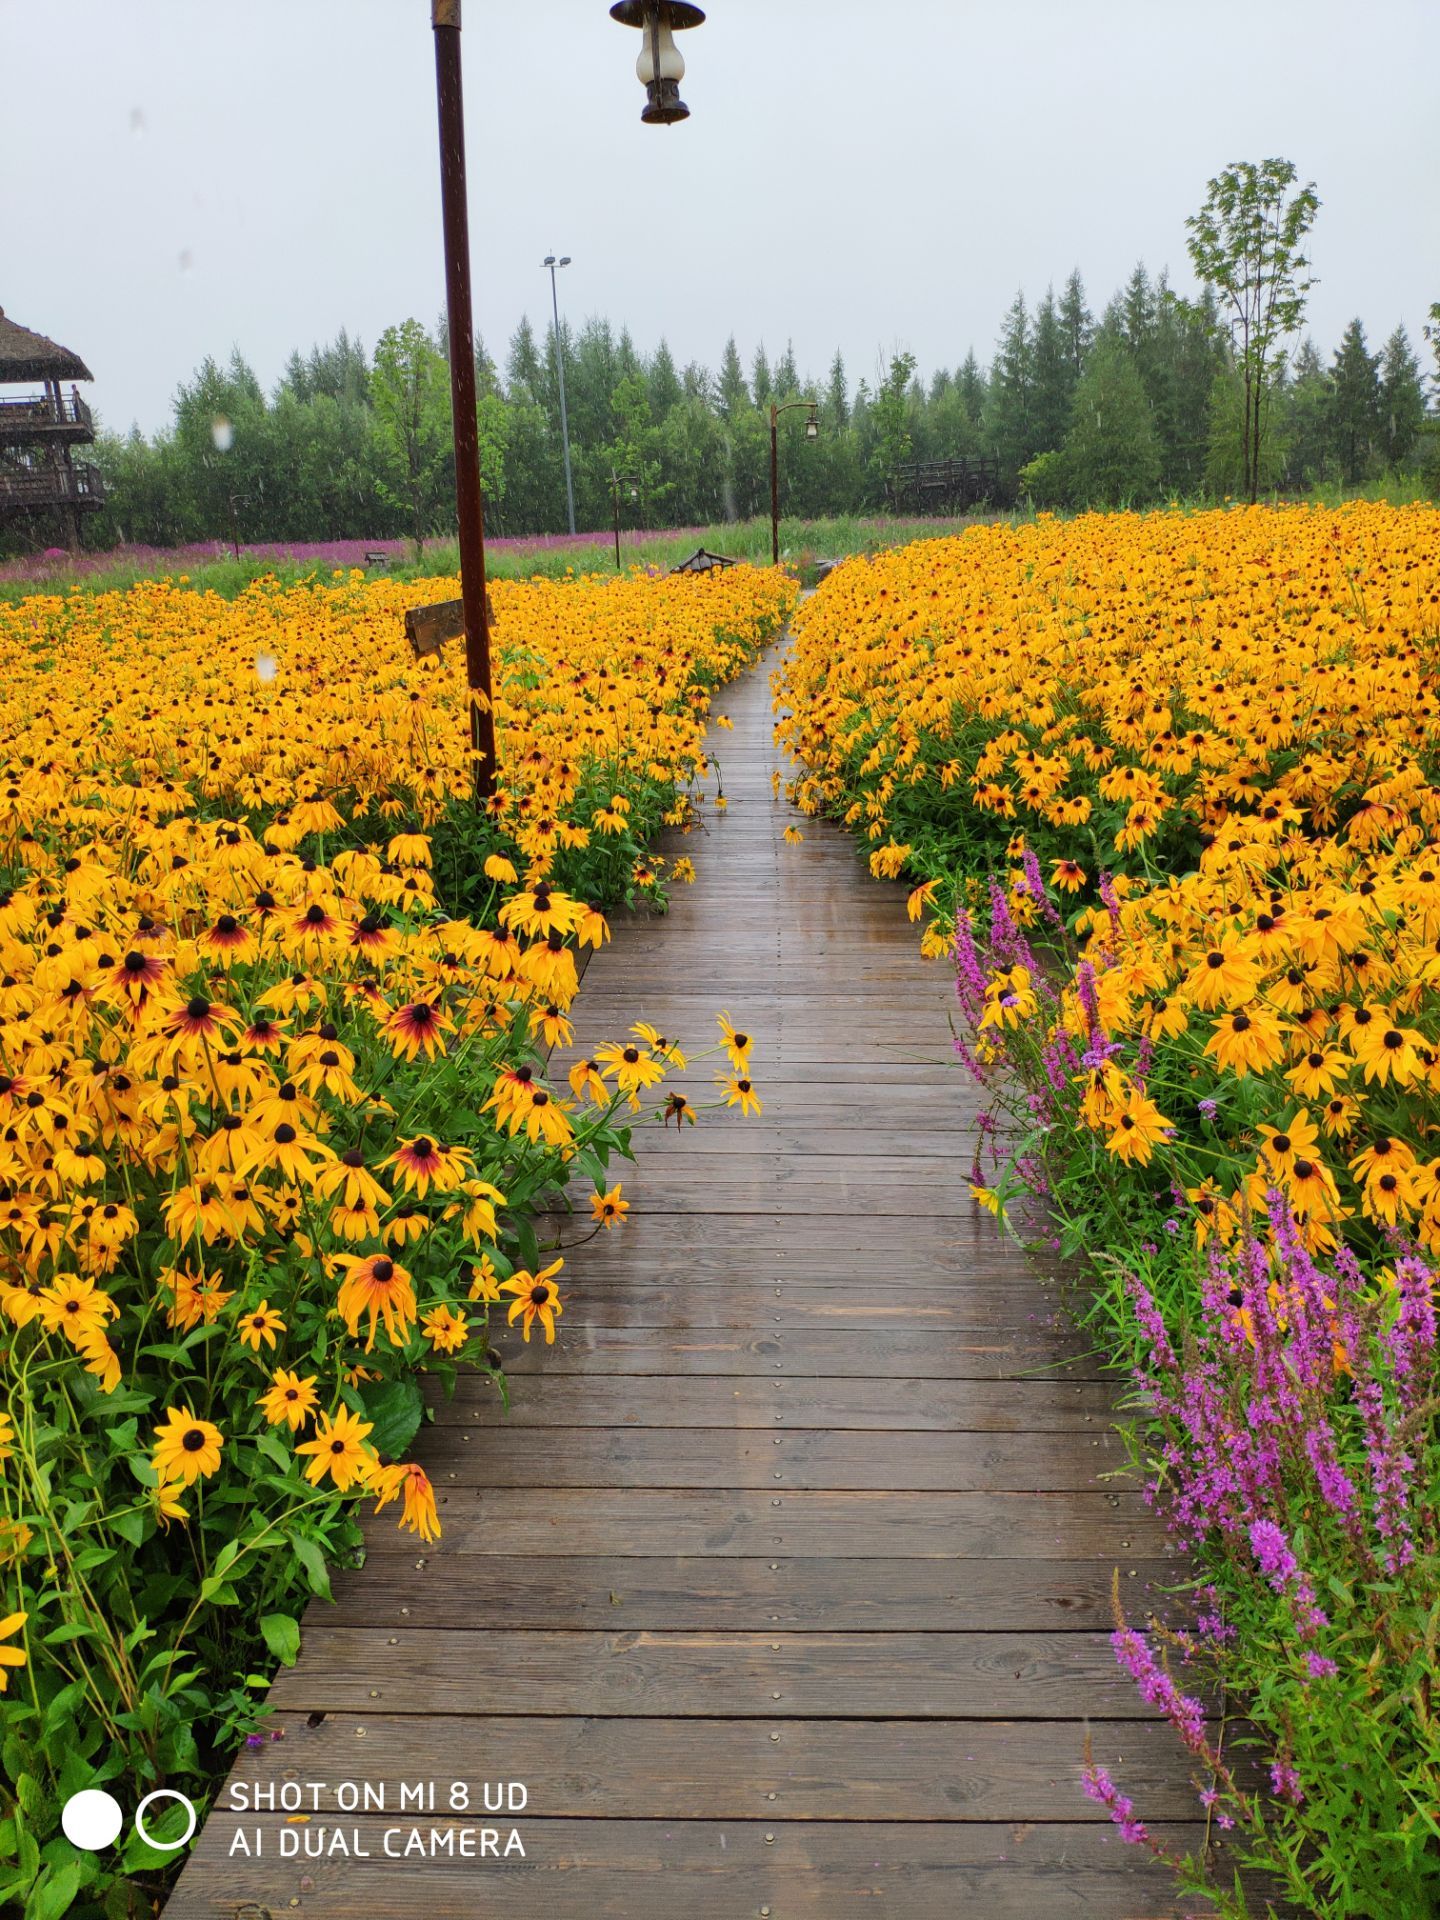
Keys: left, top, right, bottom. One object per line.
{"left": 886, "top": 456, "right": 1007, "bottom": 513}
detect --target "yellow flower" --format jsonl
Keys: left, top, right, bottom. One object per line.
{"left": 718, "top": 1073, "right": 762, "bottom": 1118}
{"left": 500, "top": 1259, "right": 564, "bottom": 1344}
{"left": 422, "top": 1304, "right": 469, "bottom": 1353}
{"left": 238, "top": 1299, "right": 287, "bottom": 1352}
{"left": 295, "top": 1405, "right": 377, "bottom": 1492}
{"left": 371, "top": 1461, "right": 441, "bottom": 1542}
{"left": 590, "top": 1184, "right": 629, "bottom": 1229}
{"left": 151, "top": 1406, "right": 225, "bottom": 1486}
{"left": 259, "top": 1369, "right": 319, "bottom": 1431}
{"left": 0, "top": 1611, "right": 29, "bottom": 1693}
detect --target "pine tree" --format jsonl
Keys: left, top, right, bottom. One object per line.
{"left": 982, "top": 293, "right": 1037, "bottom": 480}
{"left": 751, "top": 343, "right": 773, "bottom": 408}
{"left": 647, "top": 338, "right": 683, "bottom": 418}
{"left": 1031, "top": 288, "right": 1076, "bottom": 454}
{"left": 956, "top": 351, "right": 986, "bottom": 429}
{"left": 1061, "top": 331, "right": 1162, "bottom": 506}
{"left": 825, "top": 350, "right": 849, "bottom": 428}
{"left": 1058, "top": 270, "right": 1094, "bottom": 377}
{"left": 717, "top": 337, "right": 749, "bottom": 419}
{"left": 1282, "top": 338, "right": 1334, "bottom": 490}
{"left": 506, "top": 317, "right": 545, "bottom": 399}
{"left": 774, "top": 340, "right": 800, "bottom": 398}
{"left": 1376, "top": 326, "right": 1426, "bottom": 471}
{"left": 1328, "top": 318, "right": 1381, "bottom": 485}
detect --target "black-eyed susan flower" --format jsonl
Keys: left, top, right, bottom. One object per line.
{"left": 383, "top": 998, "right": 453, "bottom": 1061}
{"left": 590, "top": 1184, "right": 629, "bottom": 1229}
{"left": 151, "top": 1406, "right": 225, "bottom": 1486}
{"left": 239, "top": 1299, "right": 287, "bottom": 1351}
{"left": 500, "top": 1259, "right": 563, "bottom": 1344}
{"left": 463, "top": 1253, "right": 504, "bottom": 1305}
{"left": 382, "top": 1135, "right": 472, "bottom": 1199}
{"left": 259, "top": 1368, "right": 319, "bottom": 1431}
{"left": 34, "top": 1273, "right": 114, "bottom": 1346}
{"left": 594, "top": 1040, "right": 665, "bottom": 1097}
{"left": 1104, "top": 1089, "right": 1174, "bottom": 1167}
{"left": 336, "top": 1252, "right": 416, "bottom": 1351}
{"left": 295, "top": 1405, "right": 376, "bottom": 1492}
{"left": 568, "top": 1057, "right": 608, "bottom": 1104}
{"left": 718, "top": 1073, "right": 762, "bottom": 1118}
{"left": 422, "top": 1303, "right": 469, "bottom": 1353}
{"left": 371, "top": 1460, "right": 441, "bottom": 1542}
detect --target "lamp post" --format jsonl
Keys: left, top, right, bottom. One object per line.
{"left": 769, "top": 399, "right": 819, "bottom": 567}
{"left": 542, "top": 254, "right": 577, "bottom": 537}
{"left": 610, "top": 470, "right": 643, "bottom": 570}
{"left": 609, "top": 2, "right": 705, "bottom": 123}
{"left": 424, "top": 3, "right": 704, "bottom": 803}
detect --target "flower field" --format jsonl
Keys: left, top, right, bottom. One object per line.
{"left": 780, "top": 502, "right": 1440, "bottom": 1917}
{"left": 0, "top": 563, "right": 790, "bottom": 1911}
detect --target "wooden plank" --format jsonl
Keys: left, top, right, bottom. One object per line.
{"left": 321, "top": 1555, "right": 1175, "bottom": 1632}
{"left": 501, "top": 1284, "right": 1072, "bottom": 1331}
{"left": 412, "top": 1424, "right": 1128, "bottom": 1491}
{"left": 431, "top": 1374, "right": 1118, "bottom": 1431}
{"left": 494, "top": 1326, "right": 1099, "bottom": 1379}
{"left": 362, "top": 1489, "right": 1160, "bottom": 1558}
{"left": 168, "top": 1819, "right": 1212, "bottom": 1920}
{"left": 270, "top": 1629, "right": 1151, "bottom": 1718}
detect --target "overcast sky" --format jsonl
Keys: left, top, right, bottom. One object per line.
{"left": 3, "top": 0, "right": 1436, "bottom": 435}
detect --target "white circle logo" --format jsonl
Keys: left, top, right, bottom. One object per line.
{"left": 134, "top": 1789, "right": 198, "bottom": 1852}
{"left": 61, "top": 1789, "right": 124, "bottom": 1851}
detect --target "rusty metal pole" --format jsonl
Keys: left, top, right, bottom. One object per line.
{"left": 432, "top": 0, "right": 498, "bottom": 803}
{"left": 769, "top": 403, "right": 780, "bottom": 567}
{"left": 612, "top": 475, "right": 622, "bottom": 571}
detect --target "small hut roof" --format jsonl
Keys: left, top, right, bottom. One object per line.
{"left": 0, "top": 309, "right": 93, "bottom": 382}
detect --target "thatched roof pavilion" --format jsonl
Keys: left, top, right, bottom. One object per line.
{"left": 0, "top": 306, "right": 103, "bottom": 548}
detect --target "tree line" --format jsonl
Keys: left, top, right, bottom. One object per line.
{"left": 54, "top": 162, "right": 1440, "bottom": 553}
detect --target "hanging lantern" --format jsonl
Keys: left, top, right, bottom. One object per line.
{"left": 609, "top": 1, "right": 705, "bottom": 124}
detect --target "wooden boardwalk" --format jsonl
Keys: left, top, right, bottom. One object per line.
{"left": 167, "top": 646, "right": 1199, "bottom": 1916}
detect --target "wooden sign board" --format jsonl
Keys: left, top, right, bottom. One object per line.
{"left": 404, "top": 597, "right": 466, "bottom": 659}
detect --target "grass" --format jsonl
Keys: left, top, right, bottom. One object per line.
{"left": 1, "top": 480, "right": 1433, "bottom": 604}
{"left": 0, "top": 515, "right": 998, "bottom": 603}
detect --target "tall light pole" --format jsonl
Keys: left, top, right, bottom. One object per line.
{"left": 769, "top": 398, "right": 819, "bottom": 567}
{"left": 543, "top": 255, "right": 577, "bottom": 537}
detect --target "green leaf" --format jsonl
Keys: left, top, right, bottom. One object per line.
{"left": 108, "top": 1509, "right": 144, "bottom": 1550}
{"left": 290, "top": 1532, "right": 332, "bottom": 1601}
{"left": 359, "top": 1376, "right": 424, "bottom": 1460}
{"left": 25, "top": 1861, "right": 80, "bottom": 1920}
{"left": 260, "top": 1612, "right": 302, "bottom": 1667}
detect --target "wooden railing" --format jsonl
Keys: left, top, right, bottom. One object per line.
{"left": 0, "top": 392, "right": 94, "bottom": 436}
{"left": 0, "top": 462, "right": 105, "bottom": 507}
{"left": 887, "top": 456, "right": 1005, "bottom": 512}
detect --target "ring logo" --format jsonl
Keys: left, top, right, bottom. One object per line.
{"left": 61, "top": 1787, "right": 198, "bottom": 1853}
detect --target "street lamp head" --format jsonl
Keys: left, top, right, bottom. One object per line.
{"left": 559, "top": 256, "right": 572, "bottom": 267}
{"left": 543, "top": 255, "right": 556, "bottom": 267}
{"left": 805, "top": 405, "right": 820, "bottom": 441}
{"left": 610, "top": 1, "right": 705, "bottom": 125}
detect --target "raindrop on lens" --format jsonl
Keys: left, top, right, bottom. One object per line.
{"left": 255, "top": 652, "right": 277, "bottom": 684}
{"left": 212, "top": 417, "right": 234, "bottom": 453}
{"left": 178, "top": 247, "right": 195, "bottom": 274}
{"left": 129, "top": 107, "right": 147, "bottom": 136}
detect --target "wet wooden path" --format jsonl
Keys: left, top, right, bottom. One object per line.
{"left": 168, "top": 645, "right": 1198, "bottom": 1916}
